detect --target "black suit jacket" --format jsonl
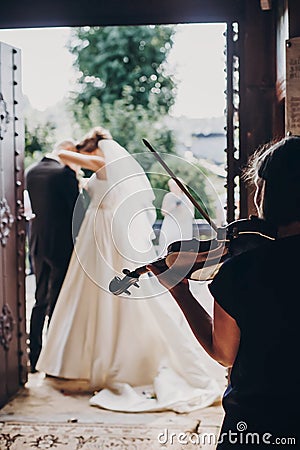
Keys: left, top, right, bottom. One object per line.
{"left": 26, "top": 157, "right": 84, "bottom": 264}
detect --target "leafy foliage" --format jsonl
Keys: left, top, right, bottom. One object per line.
{"left": 69, "top": 96, "right": 176, "bottom": 171}
{"left": 24, "top": 120, "right": 56, "bottom": 168}
{"left": 68, "top": 25, "right": 176, "bottom": 119}
{"left": 68, "top": 25, "right": 177, "bottom": 164}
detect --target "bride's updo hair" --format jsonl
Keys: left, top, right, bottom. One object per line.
{"left": 76, "top": 126, "right": 112, "bottom": 153}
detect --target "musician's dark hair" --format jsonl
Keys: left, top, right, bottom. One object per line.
{"left": 243, "top": 135, "right": 300, "bottom": 226}
{"left": 76, "top": 126, "right": 112, "bottom": 153}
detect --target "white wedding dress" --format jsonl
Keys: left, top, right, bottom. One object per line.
{"left": 36, "top": 140, "right": 222, "bottom": 413}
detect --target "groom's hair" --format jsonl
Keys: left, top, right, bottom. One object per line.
{"left": 76, "top": 126, "right": 112, "bottom": 153}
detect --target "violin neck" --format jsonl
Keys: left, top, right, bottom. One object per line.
{"left": 132, "top": 257, "right": 169, "bottom": 277}
{"left": 130, "top": 265, "right": 150, "bottom": 278}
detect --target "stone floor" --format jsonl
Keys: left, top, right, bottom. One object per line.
{"left": 0, "top": 275, "right": 226, "bottom": 449}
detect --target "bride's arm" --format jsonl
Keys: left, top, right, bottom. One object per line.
{"left": 58, "top": 150, "right": 105, "bottom": 172}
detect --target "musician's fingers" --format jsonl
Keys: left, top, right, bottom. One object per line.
{"left": 146, "top": 264, "right": 161, "bottom": 276}
{"left": 147, "top": 264, "right": 188, "bottom": 290}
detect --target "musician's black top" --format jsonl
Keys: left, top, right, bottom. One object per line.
{"left": 209, "top": 234, "right": 300, "bottom": 446}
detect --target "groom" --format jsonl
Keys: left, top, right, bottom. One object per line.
{"left": 26, "top": 140, "right": 85, "bottom": 372}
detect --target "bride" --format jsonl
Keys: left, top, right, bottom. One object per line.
{"left": 36, "top": 126, "right": 223, "bottom": 413}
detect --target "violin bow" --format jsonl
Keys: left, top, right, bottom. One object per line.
{"left": 142, "top": 138, "right": 218, "bottom": 233}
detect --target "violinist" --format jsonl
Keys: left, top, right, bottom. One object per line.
{"left": 148, "top": 136, "right": 300, "bottom": 448}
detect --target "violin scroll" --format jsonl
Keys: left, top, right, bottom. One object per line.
{"left": 109, "top": 268, "right": 142, "bottom": 296}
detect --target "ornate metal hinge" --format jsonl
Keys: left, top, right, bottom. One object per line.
{"left": 0, "top": 92, "right": 10, "bottom": 139}
{"left": 0, "top": 304, "right": 15, "bottom": 350}
{"left": 0, "top": 198, "right": 14, "bottom": 246}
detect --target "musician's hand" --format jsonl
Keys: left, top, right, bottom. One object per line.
{"left": 146, "top": 263, "right": 189, "bottom": 293}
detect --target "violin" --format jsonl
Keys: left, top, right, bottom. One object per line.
{"left": 109, "top": 140, "right": 277, "bottom": 296}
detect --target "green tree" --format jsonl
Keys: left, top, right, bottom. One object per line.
{"left": 67, "top": 25, "right": 177, "bottom": 156}
{"left": 68, "top": 25, "right": 176, "bottom": 119}
{"left": 69, "top": 96, "right": 175, "bottom": 171}
{"left": 25, "top": 120, "right": 56, "bottom": 168}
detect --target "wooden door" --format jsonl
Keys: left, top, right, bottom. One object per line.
{"left": 0, "top": 41, "right": 27, "bottom": 408}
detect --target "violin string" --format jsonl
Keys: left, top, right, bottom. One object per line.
{"left": 142, "top": 139, "right": 218, "bottom": 232}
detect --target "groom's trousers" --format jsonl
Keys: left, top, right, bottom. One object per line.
{"left": 29, "top": 255, "right": 70, "bottom": 372}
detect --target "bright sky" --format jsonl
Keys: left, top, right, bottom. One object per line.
{"left": 0, "top": 24, "right": 226, "bottom": 118}
{"left": 169, "top": 23, "right": 226, "bottom": 118}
